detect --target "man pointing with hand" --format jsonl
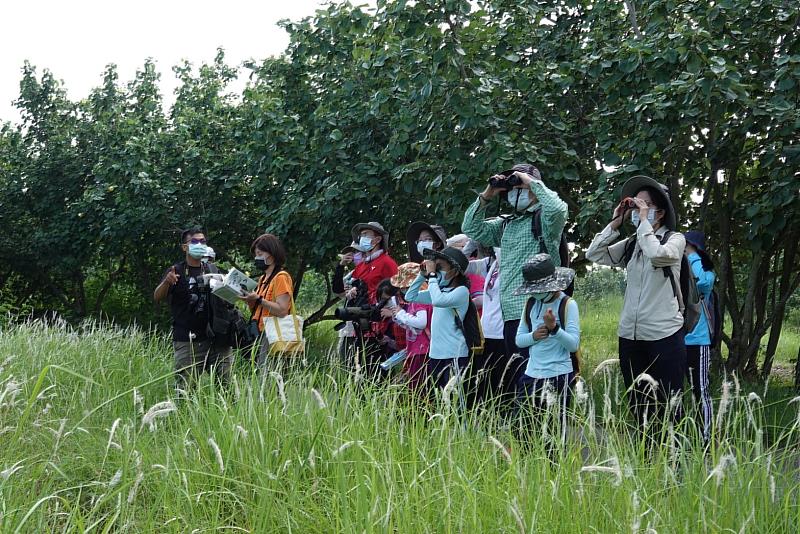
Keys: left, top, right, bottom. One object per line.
{"left": 154, "top": 226, "right": 234, "bottom": 397}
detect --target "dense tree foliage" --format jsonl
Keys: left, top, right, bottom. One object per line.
{"left": 0, "top": 0, "right": 797, "bottom": 378}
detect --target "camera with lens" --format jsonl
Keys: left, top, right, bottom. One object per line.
{"left": 488, "top": 173, "right": 522, "bottom": 191}
{"left": 334, "top": 279, "right": 389, "bottom": 332}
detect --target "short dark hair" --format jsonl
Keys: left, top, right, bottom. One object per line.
{"left": 250, "top": 233, "right": 287, "bottom": 267}
{"left": 181, "top": 226, "right": 205, "bottom": 244}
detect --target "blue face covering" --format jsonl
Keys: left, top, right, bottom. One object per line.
{"left": 417, "top": 240, "right": 434, "bottom": 256}
{"left": 358, "top": 236, "right": 375, "bottom": 252}
{"left": 531, "top": 292, "right": 551, "bottom": 301}
{"left": 631, "top": 208, "right": 656, "bottom": 227}
{"left": 188, "top": 243, "right": 208, "bottom": 259}
{"left": 437, "top": 270, "right": 450, "bottom": 287}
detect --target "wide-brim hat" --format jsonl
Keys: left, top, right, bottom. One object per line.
{"left": 406, "top": 221, "right": 448, "bottom": 262}
{"left": 351, "top": 221, "right": 390, "bottom": 248}
{"left": 390, "top": 262, "right": 422, "bottom": 289}
{"left": 620, "top": 175, "right": 677, "bottom": 230}
{"left": 423, "top": 246, "right": 469, "bottom": 274}
{"left": 513, "top": 253, "right": 576, "bottom": 295}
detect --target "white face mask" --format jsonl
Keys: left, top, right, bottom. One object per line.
{"left": 631, "top": 208, "right": 656, "bottom": 227}
{"left": 507, "top": 189, "right": 533, "bottom": 212}
{"left": 417, "top": 240, "right": 434, "bottom": 256}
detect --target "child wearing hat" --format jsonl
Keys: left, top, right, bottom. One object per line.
{"left": 405, "top": 247, "right": 471, "bottom": 390}
{"left": 382, "top": 262, "right": 433, "bottom": 390}
{"left": 513, "top": 254, "right": 580, "bottom": 437}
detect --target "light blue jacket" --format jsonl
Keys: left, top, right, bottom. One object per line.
{"left": 405, "top": 274, "right": 469, "bottom": 359}
{"left": 685, "top": 252, "right": 716, "bottom": 346}
{"left": 516, "top": 294, "right": 580, "bottom": 379}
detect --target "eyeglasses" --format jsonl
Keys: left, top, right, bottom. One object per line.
{"left": 189, "top": 238, "right": 207, "bottom": 245}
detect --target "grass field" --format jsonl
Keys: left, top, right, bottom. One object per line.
{"left": 0, "top": 297, "right": 798, "bottom": 532}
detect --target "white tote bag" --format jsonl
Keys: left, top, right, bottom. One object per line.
{"left": 263, "top": 291, "right": 305, "bottom": 356}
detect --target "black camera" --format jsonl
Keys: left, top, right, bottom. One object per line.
{"left": 488, "top": 173, "right": 522, "bottom": 191}
{"left": 333, "top": 279, "right": 392, "bottom": 332}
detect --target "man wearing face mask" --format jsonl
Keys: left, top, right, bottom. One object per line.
{"left": 332, "top": 222, "right": 398, "bottom": 373}
{"left": 154, "top": 227, "right": 234, "bottom": 396}
{"left": 461, "top": 163, "right": 568, "bottom": 387}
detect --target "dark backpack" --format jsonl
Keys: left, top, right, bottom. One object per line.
{"left": 623, "top": 232, "right": 701, "bottom": 334}
{"left": 453, "top": 301, "right": 485, "bottom": 356}
{"left": 502, "top": 208, "right": 573, "bottom": 295}
{"left": 524, "top": 296, "right": 581, "bottom": 376}
{"left": 703, "top": 286, "right": 723, "bottom": 348}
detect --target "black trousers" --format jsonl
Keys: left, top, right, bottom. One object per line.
{"left": 619, "top": 329, "right": 686, "bottom": 429}
{"left": 341, "top": 333, "right": 385, "bottom": 378}
{"left": 503, "top": 319, "right": 530, "bottom": 384}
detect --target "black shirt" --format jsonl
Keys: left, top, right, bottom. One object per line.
{"left": 164, "top": 261, "right": 211, "bottom": 342}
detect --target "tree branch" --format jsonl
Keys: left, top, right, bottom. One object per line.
{"left": 623, "top": 1, "right": 643, "bottom": 39}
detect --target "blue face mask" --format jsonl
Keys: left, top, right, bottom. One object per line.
{"left": 437, "top": 270, "right": 450, "bottom": 287}
{"left": 358, "top": 236, "right": 375, "bottom": 252}
{"left": 631, "top": 208, "right": 656, "bottom": 227}
{"left": 188, "top": 243, "right": 208, "bottom": 259}
{"left": 417, "top": 240, "right": 434, "bottom": 256}
{"left": 531, "top": 292, "right": 551, "bottom": 301}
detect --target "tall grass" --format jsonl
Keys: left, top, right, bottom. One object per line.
{"left": 0, "top": 318, "right": 798, "bottom": 532}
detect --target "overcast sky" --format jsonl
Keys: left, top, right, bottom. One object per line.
{"left": 1, "top": 0, "right": 370, "bottom": 124}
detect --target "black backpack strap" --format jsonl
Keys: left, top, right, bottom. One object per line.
{"left": 621, "top": 236, "right": 636, "bottom": 266}
{"left": 531, "top": 208, "right": 547, "bottom": 254}
{"left": 558, "top": 296, "right": 570, "bottom": 328}
{"left": 658, "top": 232, "right": 682, "bottom": 308}
{"left": 524, "top": 297, "right": 537, "bottom": 330}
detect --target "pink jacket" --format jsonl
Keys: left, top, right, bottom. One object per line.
{"left": 394, "top": 301, "right": 432, "bottom": 356}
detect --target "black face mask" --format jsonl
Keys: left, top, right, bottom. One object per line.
{"left": 254, "top": 258, "right": 268, "bottom": 271}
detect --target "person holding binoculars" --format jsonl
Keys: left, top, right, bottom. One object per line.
{"left": 586, "top": 176, "right": 687, "bottom": 436}
{"left": 461, "top": 164, "right": 568, "bottom": 398}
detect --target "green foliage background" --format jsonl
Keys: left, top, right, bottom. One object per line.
{"left": 0, "top": 0, "right": 798, "bottom": 377}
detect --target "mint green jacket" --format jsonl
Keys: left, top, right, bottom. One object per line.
{"left": 462, "top": 180, "right": 567, "bottom": 321}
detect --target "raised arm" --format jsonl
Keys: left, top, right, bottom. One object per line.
{"left": 404, "top": 274, "right": 431, "bottom": 305}
{"left": 529, "top": 178, "right": 568, "bottom": 245}
{"left": 637, "top": 220, "right": 685, "bottom": 267}
{"left": 688, "top": 253, "right": 716, "bottom": 293}
{"left": 462, "top": 198, "right": 504, "bottom": 248}
{"left": 586, "top": 225, "right": 630, "bottom": 268}
{"left": 427, "top": 282, "right": 469, "bottom": 308}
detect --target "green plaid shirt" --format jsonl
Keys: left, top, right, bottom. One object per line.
{"left": 462, "top": 180, "right": 567, "bottom": 321}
